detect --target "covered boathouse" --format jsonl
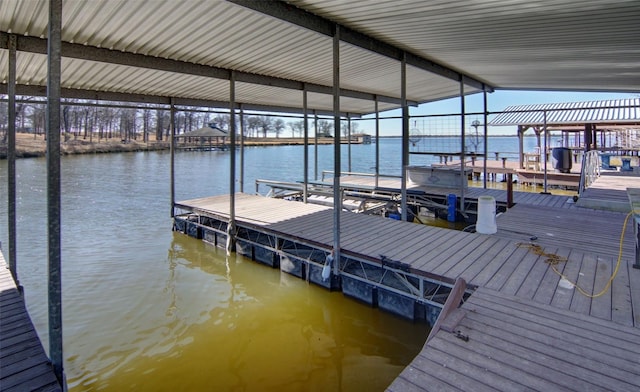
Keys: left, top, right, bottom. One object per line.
{"left": 491, "top": 98, "right": 640, "bottom": 170}
{"left": 2, "top": 1, "right": 640, "bottom": 391}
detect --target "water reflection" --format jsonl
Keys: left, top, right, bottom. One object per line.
{"left": 0, "top": 150, "right": 431, "bottom": 392}
{"left": 67, "top": 233, "right": 428, "bottom": 391}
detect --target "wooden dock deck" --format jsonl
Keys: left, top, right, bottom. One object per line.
{"left": 176, "top": 173, "right": 640, "bottom": 391}
{"left": 0, "top": 252, "right": 61, "bottom": 392}
{"left": 177, "top": 191, "right": 639, "bottom": 327}
{"left": 388, "top": 287, "right": 640, "bottom": 392}
{"left": 577, "top": 171, "right": 640, "bottom": 211}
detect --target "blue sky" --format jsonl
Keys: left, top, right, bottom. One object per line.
{"left": 357, "top": 90, "right": 638, "bottom": 136}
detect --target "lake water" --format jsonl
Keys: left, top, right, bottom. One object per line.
{"left": 0, "top": 136, "right": 555, "bottom": 390}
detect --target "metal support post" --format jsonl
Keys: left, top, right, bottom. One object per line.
{"left": 227, "top": 71, "right": 237, "bottom": 255}
{"left": 347, "top": 115, "right": 352, "bottom": 172}
{"left": 170, "top": 98, "right": 176, "bottom": 217}
{"left": 543, "top": 110, "right": 549, "bottom": 194}
{"left": 634, "top": 216, "right": 640, "bottom": 269}
{"left": 483, "top": 89, "right": 488, "bottom": 189}
{"left": 47, "top": 0, "right": 64, "bottom": 385}
{"left": 459, "top": 78, "right": 466, "bottom": 213}
{"left": 400, "top": 55, "right": 409, "bottom": 221}
{"left": 314, "top": 112, "right": 318, "bottom": 181}
{"left": 239, "top": 105, "right": 245, "bottom": 193}
{"left": 375, "top": 97, "right": 380, "bottom": 188}
{"left": 303, "top": 87, "right": 309, "bottom": 203}
{"left": 332, "top": 26, "right": 342, "bottom": 277}
{"left": 8, "top": 34, "right": 18, "bottom": 286}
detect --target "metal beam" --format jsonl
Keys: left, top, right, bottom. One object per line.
{"left": 229, "top": 0, "right": 492, "bottom": 91}
{"left": 46, "top": 0, "right": 64, "bottom": 385}
{"left": 0, "top": 83, "right": 360, "bottom": 118}
{"left": 1, "top": 32, "right": 412, "bottom": 107}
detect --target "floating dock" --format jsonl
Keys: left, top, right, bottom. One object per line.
{"left": 0, "top": 252, "right": 62, "bottom": 392}
{"left": 176, "top": 171, "right": 640, "bottom": 391}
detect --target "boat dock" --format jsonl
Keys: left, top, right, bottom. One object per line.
{"left": 175, "top": 171, "right": 640, "bottom": 391}
{"left": 0, "top": 252, "right": 62, "bottom": 392}
{"left": 433, "top": 157, "right": 582, "bottom": 188}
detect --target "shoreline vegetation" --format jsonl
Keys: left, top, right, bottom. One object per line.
{"left": 0, "top": 133, "right": 520, "bottom": 159}
{"left": 0, "top": 134, "right": 340, "bottom": 159}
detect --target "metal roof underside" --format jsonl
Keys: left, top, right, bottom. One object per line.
{"left": 491, "top": 98, "right": 640, "bottom": 127}
{"left": 1, "top": 0, "right": 639, "bottom": 115}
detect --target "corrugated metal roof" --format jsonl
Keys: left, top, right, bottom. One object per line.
{"left": 490, "top": 98, "right": 640, "bottom": 126}
{"left": 291, "top": 0, "right": 640, "bottom": 92}
{"left": 1, "top": 0, "right": 639, "bottom": 115}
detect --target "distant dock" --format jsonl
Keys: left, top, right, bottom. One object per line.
{"left": 433, "top": 157, "right": 582, "bottom": 188}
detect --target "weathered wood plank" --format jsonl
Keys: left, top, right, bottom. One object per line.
{"left": 496, "top": 204, "right": 634, "bottom": 261}
{"left": 413, "top": 349, "right": 505, "bottom": 392}
{"left": 433, "top": 236, "right": 497, "bottom": 276}
{"left": 569, "top": 252, "right": 598, "bottom": 316}
{"left": 590, "top": 255, "right": 614, "bottom": 321}
{"left": 443, "top": 236, "right": 505, "bottom": 278}
{"left": 409, "top": 231, "right": 475, "bottom": 271}
{"left": 428, "top": 236, "right": 494, "bottom": 276}
{"left": 498, "top": 247, "right": 544, "bottom": 297}
{"left": 434, "top": 322, "right": 614, "bottom": 391}
{"left": 460, "top": 313, "right": 640, "bottom": 390}
{"left": 0, "top": 366, "right": 60, "bottom": 392}
{"left": 459, "top": 242, "right": 517, "bottom": 286}
{"left": 386, "top": 375, "right": 438, "bottom": 392}
{"left": 464, "top": 304, "right": 640, "bottom": 377}
{"left": 425, "top": 339, "right": 539, "bottom": 391}
{"left": 530, "top": 248, "right": 571, "bottom": 305}
{"left": 1, "top": 254, "right": 62, "bottom": 392}
{"left": 482, "top": 246, "right": 531, "bottom": 291}
{"left": 473, "top": 288, "right": 640, "bottom": 340}
{"left": 611, "top": 259, "right": 634, "bottom": 327}
{"left": 389, "top": 354, "right": 487, "bottom": 392}
{"left": 512, "top": 252, "right": 554, "bottom": 301}
{"left": 629, "top": 261, "right": 640, "bottom": 328}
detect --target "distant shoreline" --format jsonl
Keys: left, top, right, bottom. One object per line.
{"left": 1, "top": 133, "right": 525, "bottom": 159}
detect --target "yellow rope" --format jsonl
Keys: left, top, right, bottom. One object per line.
{"left": 517, "top": 211, "right": 633, "bottom": 299}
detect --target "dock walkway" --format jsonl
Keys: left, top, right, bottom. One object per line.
{"left": 388, "top": 287, "right": 640, "bottom": 392}
{"left": 177, "top": 175, "right": 640, "bottom": 391}
{"left": 0, "top": 252, "right": 61, "bottom": 392}
{"left": 577, "top": 171, "right": 640, "bottom": 211}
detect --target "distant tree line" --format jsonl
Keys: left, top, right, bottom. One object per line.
{"left": 0, "top": 98, "right": 361, "bottom": 143}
